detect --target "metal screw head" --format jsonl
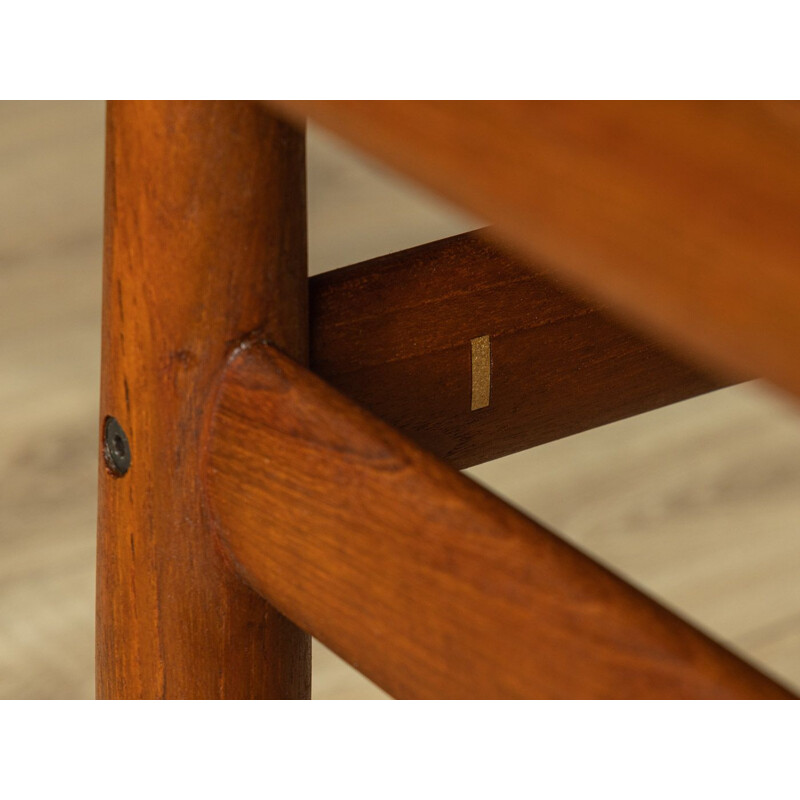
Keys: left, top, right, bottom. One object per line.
{"left": 103, "top": 416, "right": 131, "bottom": 477}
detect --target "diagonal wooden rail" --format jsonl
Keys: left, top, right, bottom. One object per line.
{"left": 201, "top": 342, "right": 793, "bottom": 699}
{"left": 311, "top": 229, "right": 729, "bottom": 468}
{"left": 275, "top": 100, "right": 800, "bottom": 402}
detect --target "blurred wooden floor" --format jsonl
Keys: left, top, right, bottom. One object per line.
{"left": 2, "top": 101, "right": 800, "bottom": 699}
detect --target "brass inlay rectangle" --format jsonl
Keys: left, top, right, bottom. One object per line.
{"left": 470, "top": 335, "right": 491, "bottom": 411}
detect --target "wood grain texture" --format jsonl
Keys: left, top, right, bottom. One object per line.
{"left": 6, "top": 102, "right": 800, "bottom": 701}
{"left": 96, "top": 101, "right": 311, "bottom": 698}
{"left": 202, "top": 343, "right": 794, "bottom": 699}
{"left": 275, "top": 101, "right": 800, "bottom": 401}
{"left": 310, "top": 230, "right": 728, "bottom": 468}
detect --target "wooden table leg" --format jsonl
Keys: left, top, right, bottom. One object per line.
{"left": 96, "top": 101, "right": 311, "bottom": 698}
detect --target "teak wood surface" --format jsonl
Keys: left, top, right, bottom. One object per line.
{"left": 276, "top": 101, "right": 800, "bottom": 402}
{"left": 202, "top": 343, "right": 793, "bottom": 699}
{"left": 96, "top": 100, "right": 800, "bottom": 700}
{"left": 311, "top": 230, "right": 729, "bottom": 469}
{"left": 96, "top": 101, "right": 311, "bottom": 698}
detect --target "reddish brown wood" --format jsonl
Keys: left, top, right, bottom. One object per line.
{"left": 202, "top": 343, "right": 793, "bottom": 699}
{"left": 96, "top": 101, "right": 311, "bottom": 698}
{"left": 276, "top": 101, "right": 800, "bottom": 401}
{"left": 311, "top": 230, "right": 729, "bottom": 468}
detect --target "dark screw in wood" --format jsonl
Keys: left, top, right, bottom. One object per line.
{"left": 104, "top": 416, "right": 131, "bottom": 477}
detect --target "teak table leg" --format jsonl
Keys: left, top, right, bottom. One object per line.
{"left": 96, "top": 101, "right": 311, "bottom": 698}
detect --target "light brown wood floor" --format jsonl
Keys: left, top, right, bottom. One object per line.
{"left": 2, "top": 101, "right": 799, "bottom": 699}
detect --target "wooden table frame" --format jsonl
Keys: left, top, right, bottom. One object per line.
{"left": 96, "top": 101, "right": 797, "bottom": 699}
